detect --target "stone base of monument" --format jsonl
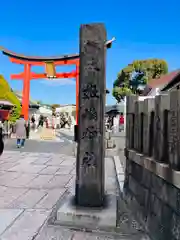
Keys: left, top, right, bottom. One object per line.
{"left": 105, "top": 131, "right": 110, "bottom": 140}
{"left": 55, "top": 193, "right": 117, "bottom": 231}
{"left": 105, "top": 130, "right": 116, "bottom": 149}
{"left": 106, "top": 139, "right": 116, "bottom": 149}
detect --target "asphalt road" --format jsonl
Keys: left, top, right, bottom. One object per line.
{"left": 4, "top": 138, "right": 76, "bottom": 156}
{"left": 55, "top": 131, "right": 74, "bottom": 142}
{"left": 3, "top": 130, "right": 125, "bottom": 158}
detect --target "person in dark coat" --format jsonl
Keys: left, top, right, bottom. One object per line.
{"left": 38, "top": 115, "right": 44, "bottom": 128}
{"left": 26, "top": 119, "right": 30, "bottom": 139}
{"left": 31, "top": 115, "right": 36, "bottom": 130}
{"left": 0, "top": 117, "right": 4, "bottom": 155}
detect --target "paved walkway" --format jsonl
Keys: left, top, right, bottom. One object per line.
{"left": 0, "top": 150, "right": 75, "bottom": 239}
{"left": 0, "top": 149, "right": 150, "bottom": 240}
{"left": 30, "top": 128, "right": 73, "bottom": 143}
{"left": 40, "top": 128, "right": 56, "bottom": 140}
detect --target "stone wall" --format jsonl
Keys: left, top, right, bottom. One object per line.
{"left": 124, "top": 91, "right": 180, "bottom": 240}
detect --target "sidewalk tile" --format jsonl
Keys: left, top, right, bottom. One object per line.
{"left": 35, "top": 188, "right": 66, "bottom": 209}
{"left": 39, "top": 166, "right": 60, "bottom": 175}
{"left": 0, "top": 209, "right": 23, "bottom": 236}
{"left": 6, "top": 173, "right": 38, "bottom": 187}
{"left": 1, "top": 209, "right": 50, "bottom": 240}
{"left": 44, "top": 175, "right": 72, "bottom": 189}
{"left": 55, "top": 166, "right": 74, "bottom": 175}
{"left": 27, "top": 175, "right": 54, "bottom": 188}
{"left": 8, "top": 189, "right": 47, "bottom": 209}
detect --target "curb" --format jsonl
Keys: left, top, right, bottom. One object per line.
{"left": 113, "top": 155, "right": 125, "bottom": 195}
{"left": 113, "top": 156, "right": 151, "bottom": 238}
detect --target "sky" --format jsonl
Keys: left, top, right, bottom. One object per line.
{"left": 0, "top": 0, "right": 180, "bottom": 105}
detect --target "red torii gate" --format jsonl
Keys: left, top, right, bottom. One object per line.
{"left": 1, "top": 48, "right": 80, "bottom": 124}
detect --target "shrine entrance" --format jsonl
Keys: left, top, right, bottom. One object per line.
{"left": 1, "top": 48, "right": 80, "bottom": 124}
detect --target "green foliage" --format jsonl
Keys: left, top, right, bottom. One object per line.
{"left": 113, "top": 59, "right": 168, "bottom": 102}
{"left": 0, "top": 75, "right": 21, "bottom": 122}
{"left": 9, "top": 106, "right": 21, "bottom": 122}
{"left": 51, "top": 104, "right": 60, "bottom": 109}
{"left": 51, "top": 104, "right": 60, "bottom": 115}
{"left": 37, "top": 100, "right": 43, "bottom": 105}
{"left": 112, "top": 86, "right": 132, "bottom": 102}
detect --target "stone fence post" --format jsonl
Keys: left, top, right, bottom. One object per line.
{"left": 143, "top": 98, "right": 155, "bottom": 157}
{"left": 126, "top": 95, "right": 138, "bottom": 149}
{"left": 125, "top": 90, "right": 180, "bottom": 171}
{"left": 153, "top": 94, "right": 170, "bottom": 163}
{"left": 169, "top": 89, "right": 180, "bottom": 170}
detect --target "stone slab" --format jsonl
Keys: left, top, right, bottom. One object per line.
{"left": 8, "top": 189, "right": 47, "bottom": 209}
{"left": 0, "top": 188, "right": 28, "bottom": 207}
{"left": 107, "top": 139, "right": 115, "bottom": 149}
{"left": 35, "top": 189, "right": 66, "bottom": 209}
{"left": 44, "top": 175, "right": 72, "bottom": 189}
{"left": 35, "top": 226, "right": 74, "bottom": 240}
{"left": 0, "top": 209, "right": 23, "bottom": 235}
{"left": 105, "top": 131, "right": 110, "bottom": 140}
{"left": 55, "top": 166, "right": 75, "bottom": 175}
{"left": 39, "top": 166, "right": 60, "bottom": 175}
{"left": 105, "top": 148, "right": 119, "bottom": 157}
{"left": 0, "top": 209, "right": 50, "bottom": 240}
{"left": 56, "top": 194, "right": 117, "bottom": 230}
{"left": 127, "top": 149, "right": 180, "bottom": 189}
{"left": 6, "top": 173, "right": 38, "bottom": 187}
{"left": 27, "top": 175, "right": 53, "bottom": 188}
{"left": 113, "top": 156, "right": 125, "bottom": 194}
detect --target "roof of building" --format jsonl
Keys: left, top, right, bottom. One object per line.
{"left": 0, "top": 100, "right": 14, "bottom": 106}
{"left": 105, "top": 103, "right": 125, "bottom": 114}
{"left": 148, "top": 70, "right": 180, "bottom": 88}
{"left": 143, "top": 70, "right": 180, "bottom": 95}
{"left": 58, "top": 104, "right": 76, "bottom": 107}
{"left": 14, "top": 91, "right": 39, "bottom": 106}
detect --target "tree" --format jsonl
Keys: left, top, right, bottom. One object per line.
{"left": 112, "top": 59, "right": 168, "bottom": 102}
{"left": 0, "top": 75, "right": 21, "bottom": 122}
{"left": 51, "top": 104, "right": 61, "bottom": 115}
{"left": 37, "top": 100, "right": 43, "bottom": 105}
{"left": 51, "top": 104, "right": 60, "bottom": 109}
{"left": 112, "top": 86, "right": 131, "bottom": 102}
{"left": 9, "top": 106, "right": 21, "bottom": 122}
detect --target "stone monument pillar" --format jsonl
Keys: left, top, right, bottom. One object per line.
{"left": 75, "top": 23, "right": 106, "bottom": 207}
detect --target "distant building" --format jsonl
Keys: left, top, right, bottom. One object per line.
{"left": 105, "top": 103, "right": 125, "bottom": 116}
{"left": 0, "top": 100, "right": 14, "bottom": 120}
{"left": 55, "top": 104, "right": 76, "bottom": 117}
{"left": 143, "top": 70, "right": 180, "bottom": 96}
{"left": 36, "top": 106, "right": 52, "bottom": 117}
{"left": 13, "top": 90, "right": 40, "bottom": 116}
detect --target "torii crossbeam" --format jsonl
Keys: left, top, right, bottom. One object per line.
{"left": 1, "top": 48, "right": 80, "bottom": 123}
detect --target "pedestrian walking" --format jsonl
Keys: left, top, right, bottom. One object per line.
{"left": 31, "top": 115, "right": 36, "bottom": 130}
{"left": 15, "top": 115, "right": 27, "bottom": 148}
{"left": 38, "top": 115, "right": 44, "bottom": 128}
{"left": 26, "top": 119, "right": 30, "bottom": 139}
{"left": 119, "top": 113, "right": 124, "bottom": 132}
{"left": 45, "top": 117, "right": 49, "bottom": 128}
{"left": 0, "top": 118, "right": 3, "bottom": 136}
{"left": 0, "top": 117, "right": 4, "bottom": 155}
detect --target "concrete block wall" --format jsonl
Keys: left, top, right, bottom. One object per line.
{"left": 124, "top": 91, "right": 180, "bottom": 240}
